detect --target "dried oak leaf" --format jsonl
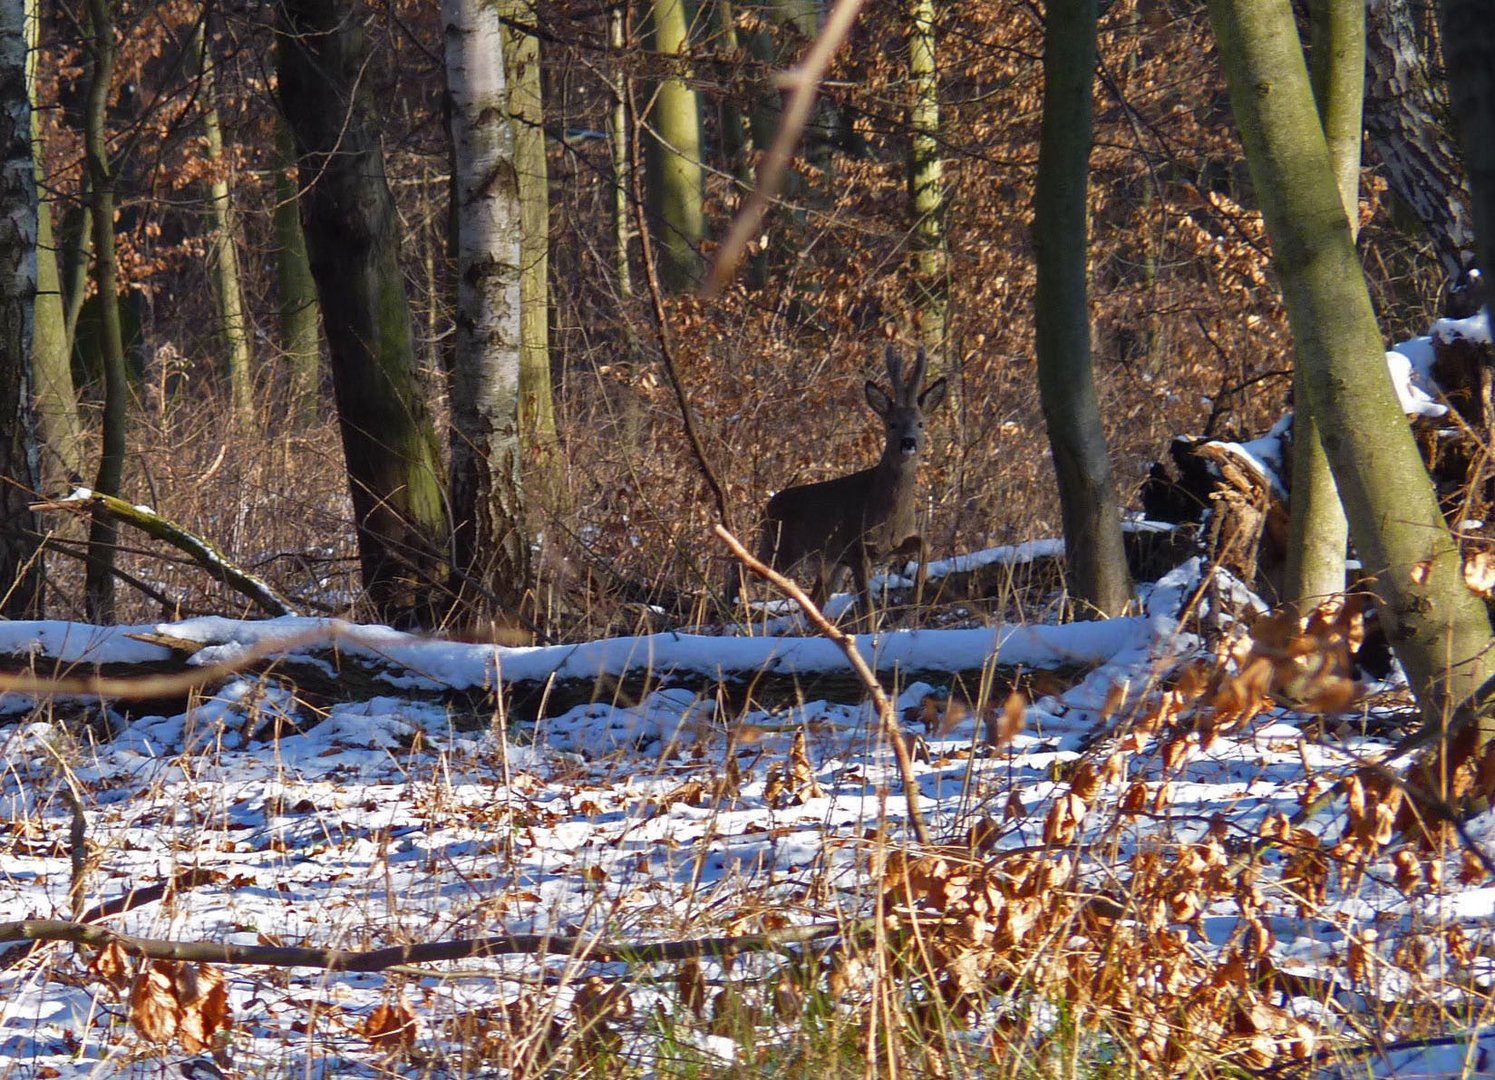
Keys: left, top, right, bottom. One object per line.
{"left": 360, "top": 997, "right": 418, "bottom": 1053}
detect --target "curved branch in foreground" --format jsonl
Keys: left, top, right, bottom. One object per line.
{"left": 0, "top": 918, "right": 854, "bottom": 972}
{"left": 715, "top": 524, "right": 931, "bottom": 845}
{"left": 33, "top": 490, "right": 299, "bottom": 617}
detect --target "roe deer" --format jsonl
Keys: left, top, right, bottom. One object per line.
{"left": 734, "top": 345, "right": 947, "bottom": 626}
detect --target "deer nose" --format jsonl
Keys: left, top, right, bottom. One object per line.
{"left": 900, "top": 437, "right": 918, "bottom": 455}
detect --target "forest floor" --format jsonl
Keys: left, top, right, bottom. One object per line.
{"left": 2, "top": 555, "right": 1494, "bottom": 1078}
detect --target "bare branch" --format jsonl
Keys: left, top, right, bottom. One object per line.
{"left": 0, "top": 917, "right": 856, "bottom": 972}
{"left": 714, "top": 524, "right": 931, "bottom": 845}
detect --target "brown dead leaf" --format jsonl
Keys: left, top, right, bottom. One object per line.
{"left": 361, "top": 997, "right": 418, "bottom": 1053}
{"left": 127, "top": 961, "right": 231, "bottom": 1052}
{"left": 88, "top": 940, "right": 133, "bottom": 991}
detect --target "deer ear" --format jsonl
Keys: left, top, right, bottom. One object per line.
{"left": 865, "top": 381, "right": 893, "bottom": 414}
{"left": 919, "top": 377, "right": 948, "bottom": 412}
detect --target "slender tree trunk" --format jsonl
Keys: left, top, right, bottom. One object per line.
{"left": 26, "top": 0, "right": 82, "bottom": 486}
{"left": 1282, "top": 0, "right": 1362, "bottom": 612}
{"left": 1364, "top": 0, "right": 1474, "bottom": 278}
{"left": 0, "top": 0, "right": 42, "bottom": 615}
{"left": 60, "top": 192, "right": 90, "bottom": 353}
{"left": 496, "top": 3, "right": 557, "bottom": 462}
{"left": 442, "top": 0, "right": 529, "bottom": 622}
{"left": 1210, "top": 0, "right": 1495, "bottom": 737}
{"left": 83, "top": 0, "right": 128, "bottom": 622}
{"left": 191, "top": 22, "right": 254, "bottom": 430}
{"left": 1033, "top": 0, "right": 1132, "bottom": 618}
{"left": 277, "top": 0, "right": 450, "bottom": 627}
{"left": 272, "top": 122, "right": 320, "bottom": 429}
{"left": 610, "top": 8, "right": 633, "bottom": 299}
{"left": 1437, "top": 0, "right": 1495, "bottom": 293}
{"left": 907, "top": 0, "right": 946, "bottom": 367}
{"left": 644, "top": 0, "right": 705, "bottom": 291}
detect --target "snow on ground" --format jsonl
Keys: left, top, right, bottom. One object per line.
{"left": 1, "top": 559, "right": 1494, "bottom": 1077}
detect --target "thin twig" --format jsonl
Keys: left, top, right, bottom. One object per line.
{"left": 714, "top": 524, "right": 930, "bottom": 845}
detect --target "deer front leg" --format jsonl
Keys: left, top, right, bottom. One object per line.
{"left": 850, "top": 550, "right": 879, "bottom": 632}
{"left": 891, "top": 535, "right": 929, "bottom": 615}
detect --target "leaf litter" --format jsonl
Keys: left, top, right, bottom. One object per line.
{"left": 2, "top": 558, "right": 1495, "bottom": 1076}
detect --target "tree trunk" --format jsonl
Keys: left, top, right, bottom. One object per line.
{"left": 644, "top": 0, "right": 705, "bottom": 291}
{"left": 442, "top": 0, "right": 530, "bottom": 623}
{"left": 272, "top": 121, "right": 321, "bottom": 429}
{"left": 1210, "top": 0, "right": 1495, "bottom": 737}
{"left": 0, "top": 0, "right": 42, "bottom": 616}
{"left": 1033, "top": 0, "right": 1133, "bottom": 619}
{"left": 26, "top": 0, "right": 82, "bottom": 487}
{"left": 1364, "top": 0, "right": 1474, "bottom": 279}
{"left": 277, "top": 0, "right": 450, "bottom": 628}
{"left": 82, "top": 0, "right": 128, "bottom": 623}
{"left": 191, "top": 21, "right": 254, "bottom": 430}
{"left": 497, "top": 3, "right": 558, "bottom": 470}
{"left": 1282, "top": 0, "right": 1362, "bottom": 612}
{"left": 1437, "top": 0, "right": 1495, "bottom": 294}
{"left": 907, "top": 0, "right": 946, "bottom": 367}
{"left": 609, "top": 8, "right": 634, "bottom": 299}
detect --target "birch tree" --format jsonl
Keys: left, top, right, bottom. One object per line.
{"left": 908, "top": 0, "right": 945, "bottom": 365}
{"left": 443, "top": 0, "right": 530, "bottom": 620}
{"left": 0, "top": 0, "right": 41, "bottom": 615}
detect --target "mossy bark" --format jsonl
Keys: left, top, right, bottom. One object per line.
{"left": 644, "top": 0, "right": 704, "bottom": 291}
{"left": 277, "top": 0, "right": 450, "bottom": 627}
{"left": 1282, "top": 0, "right": 1362, "bottom": 612}
{"left": 82, "top": 0, "right": 128, "bottom": 622}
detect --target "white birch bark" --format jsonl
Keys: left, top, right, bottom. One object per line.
{"left": 0, "top": 0, "right": 42, "bottom": 612}
{"left": 442, "top": 0, "right": 529, "bottom": 616}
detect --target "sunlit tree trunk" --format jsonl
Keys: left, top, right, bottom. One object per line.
{"left": 26, "top": 0, "right": 82, "bottom": 486}
{"left": 497, "top": 3, "right": 557, "bottom": 465}
{"left": 644, "top": 0, "right": 704, "bottom": 291}
{"left": 277, "top": 0, "right": 450, "bottom": 627}
{"left": 1282, "top": 0, "right": 1362, "bottom": 613}
{"left": 83, "top": 0, "right": 128, "bottom": 622}
{"left": 272, "top": 122, "right": 320, "bottom": 429}
{"left": 443, "top": 0, "right": 530, "bottom": 625}
{"left": 191, "top": 21, "right": 254, "bottom": 430}
{"left": 0, "top": 0, "right": 42, "bottom": 615}
{"left": 907, "top": 0, "right": 946, "bottom": 367}
{"left": 1033, "top": 0, "right": 1132, "bottom": 618}
{"left": 1211, "top": 0, "right": 1495, "bottom": 736}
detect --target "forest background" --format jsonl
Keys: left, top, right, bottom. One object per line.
{"left": 6, "top": 0, "right": 1472, "bottom": 635}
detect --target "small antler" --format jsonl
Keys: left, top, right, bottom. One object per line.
{"left": 884, "top": 344, "right": 903, "bottom": 390}
{"left": 907, "top": 347, "right": 928, "bottom": 397}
